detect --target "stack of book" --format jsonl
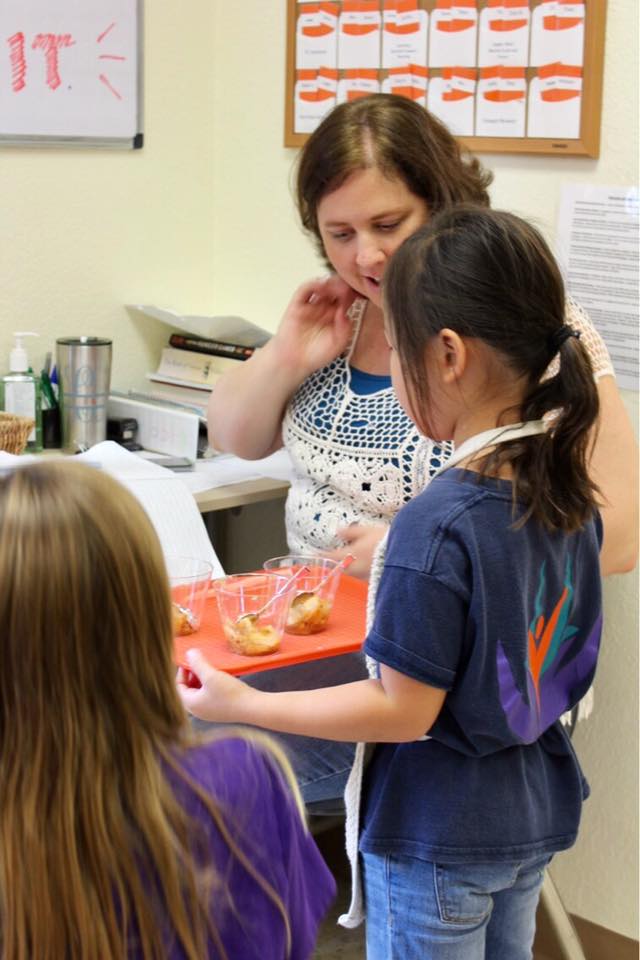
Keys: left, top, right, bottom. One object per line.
{"left": 130, "top": 306, "right": 272, "bottom": 417}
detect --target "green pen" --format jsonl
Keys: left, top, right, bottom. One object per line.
{"left": 40, "top": 369, "right": 57, "bottom": 409}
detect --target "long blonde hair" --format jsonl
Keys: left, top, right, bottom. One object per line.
{"left": 0, "top": 461, "right": 298, "bottom": 959}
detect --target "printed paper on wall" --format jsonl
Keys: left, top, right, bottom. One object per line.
{"left": 296, "top": 2, "right": 339, "bottom": 70}
{"left": 382, "top": 0, "right": 428, "bottom": 68}
{"left": 338, "top": 0, "right": 382, "bottom": 69}
{"left": 527, "top": 62, "right": 581, "bottom": 138}
{"left": 427, "top": 66, "right": 476, "bottom": 135}
{"left": 476, "top": 65, "right": 525, "bottom": 136}
{"left": 429, "top": 0, "right": 479, "bottom": 68}
{"left": 530, "top": 0, "right": 585, "bottom": 67}
{"left": 478, "top": 0, "right": 530, "bottom": 67}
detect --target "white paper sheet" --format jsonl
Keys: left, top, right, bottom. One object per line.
{"left": 429, "top": 3, "right": 478, "bottom": 68}
{"left": 478, "top": 3, "right": 529, "bottom": 67}
{"left": 294, "top": 68, "right": 337, "bottom": 134}
{"left": 555, "top": 185, "right": 639, "bottom": 392}
{"left": 530, "top": 1, "right": 585, "bottom": 68}
{"left": 382, "top": 64, "right": 428, "bottom": 105}
{"left": 338, "top": 2, "right": 381, "bottom": 69}
{"left": 476, "top": 67, "right": 526, "bottom": 138}
{"left": 427, "top": 69, "right": 476, "bottom": 136}
{"left": 296, "top": 3, "right": 338, "bottom": 70}
{"left": 0, "top": 442, "right": 224, "bottom": 575}
{"left": 180, "top": 449, "right": 295, "bottom": 497}
{"left": 527, "top": 65, "right": 581, "bottom": 139}
{"left": 382, "top": 4, "right": 428, "bottom": 69}
{"left": 129, "top": 305, "right": 271, "bottom": 348}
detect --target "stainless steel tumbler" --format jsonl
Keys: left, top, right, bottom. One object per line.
{"left": 56, "top": 337, "right": 112, "bottom": 452}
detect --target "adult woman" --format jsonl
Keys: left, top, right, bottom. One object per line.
{"left": 0, "top": 461, "right": 334, "bottom": 959}
{"left": 209, "top": 94, "right": 637, "bottom": 580}
{"left": 206, "top": 95, "right": 637, "bottom": 814}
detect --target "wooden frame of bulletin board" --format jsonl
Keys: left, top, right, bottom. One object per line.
{"left": 285, "top": 0, "right": 606, "bottom": 157}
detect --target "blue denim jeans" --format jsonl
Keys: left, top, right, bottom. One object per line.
{"left": 192, "top": 652, "right": 367, "bottom": 809}
{"left": 362, "top": 850, "right": 552, "bottom": 960}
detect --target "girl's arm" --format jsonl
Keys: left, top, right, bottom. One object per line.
{"left": 178, "top": 650, "right": 446, "bottom": 744}
{"left": 207, "top": 277, "right": 357, "bottom": 459}
{"left": 590, "top": 375, "right": 638, "bottom": 576}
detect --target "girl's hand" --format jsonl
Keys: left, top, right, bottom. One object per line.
{"left": 272, "top": 275, "right": 358, "bottom": 377}
{"left": 176, "top": 649, "right": 250, "bottom": 722}
{"left": 325, "top": 523, "right": 388, "bottom": 580}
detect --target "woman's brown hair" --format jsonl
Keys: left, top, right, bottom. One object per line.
{"left": 384, "top": 206, "right": 600, "bottom": 532}
{"left": 0, "top": 461, "right": 295, "bottom": 959}
{"left": 295, "top": 93, "right": 493, "bottom": 266}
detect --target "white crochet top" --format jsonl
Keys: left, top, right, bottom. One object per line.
{"left": 282, "top": 298, "right": 453, "bottom": 554}
{"left": 338, "top": 298, "right": 614, "bottom": 929}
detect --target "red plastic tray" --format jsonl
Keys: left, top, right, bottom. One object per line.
{"left": 174, "top": 572, "right": 367, "bottom": 676}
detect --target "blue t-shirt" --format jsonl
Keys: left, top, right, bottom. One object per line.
{"left": 361, "top": 468, "right": 603, "bottom": 864}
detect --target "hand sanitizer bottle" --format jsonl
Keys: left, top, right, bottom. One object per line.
{"left": 0, "top": 332, "right": 43, "bottom": 452}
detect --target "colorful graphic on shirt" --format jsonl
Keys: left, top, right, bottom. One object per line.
{"left": 497, "top": 557, "right": 602, "bottom": 743}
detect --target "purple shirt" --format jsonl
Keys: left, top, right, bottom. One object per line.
{"left": 138, "top": 736, "right": 336, "bottom": 958}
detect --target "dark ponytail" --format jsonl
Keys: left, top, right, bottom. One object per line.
{"left": 384, "top": 206, "right": 600, "bottom": 533}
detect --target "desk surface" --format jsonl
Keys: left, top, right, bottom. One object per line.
{"left": 31, "top": 448, "right": 291, "bottom": 514}
{"left": 193, "top": 476, "right": 290, "bottom": 513}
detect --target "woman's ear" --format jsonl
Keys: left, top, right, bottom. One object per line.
{"left": 437, "top": 328, "right": 467, "bottom": 384}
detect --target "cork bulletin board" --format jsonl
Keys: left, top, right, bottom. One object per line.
{"left": 285, "top": 0, "right": 606, "bottom": 157}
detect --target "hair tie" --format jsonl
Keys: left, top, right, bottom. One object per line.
{"left": 548, "top": 325, "right": 580, "bottom": 355}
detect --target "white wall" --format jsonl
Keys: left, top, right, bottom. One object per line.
{"left": 1, "top": 0, "right": 637, "bottom": 940}
{"left": 0, "top": 3, "right": 217, "bottom": 391}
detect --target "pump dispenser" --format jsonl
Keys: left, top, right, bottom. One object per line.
{"left": 0, "top": 332, "right": 43, "bottom": 451}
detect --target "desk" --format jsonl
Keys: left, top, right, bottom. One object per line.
{"left": 194, "top": 476, "right": 290, "bottom": 514}
{"left": 33, "top": 447, "right": 292, "bottom": 516}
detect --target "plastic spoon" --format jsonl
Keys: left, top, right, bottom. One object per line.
{"left": 289, "top": 554, "right": 355, "bottom": 610}
{"left": 236, "top": 565, "right": 311, "bottom": 627}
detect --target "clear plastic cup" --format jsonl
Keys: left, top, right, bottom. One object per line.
{"left": 214, "top": 573, "right": 292, "bottom": 655}
{"left": 166, "top": 556, "right": 213, "bottom": 636}
{"left": 262, "top": 555, "right": 343, "bottom": 635}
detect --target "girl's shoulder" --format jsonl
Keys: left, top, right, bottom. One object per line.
{"left": 175, "top": 734, "right": 294, "bottom": 810}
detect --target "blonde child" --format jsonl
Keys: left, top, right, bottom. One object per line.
{"left": 0, "top": 461, "right": 334, "bottom": 960}
{"left": 180, "top": 207, "right": 604, "bottom": 959}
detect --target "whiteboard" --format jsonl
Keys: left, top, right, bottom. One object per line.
{"left": 0, "top": 0, "right": 142, "bottom": 147}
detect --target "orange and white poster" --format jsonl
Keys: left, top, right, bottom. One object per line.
{"left": 294, "top": 67, "right": 338, "bottom": 133}
{"left": 527, "top": 62, "right": 581, "bottom": 138}
{"left": 530, "top": 0, "right": 585, "bottom": 67}
{"left": 429, "top": 0, "right": 479, "bottom": 68}
{"left": 337, "top": 68, "right": 381, "bottom": 102}
{"left": 382, "top": 0, "right": 428, "bottom": 69}
{"left": 478, "top": 0, "right": 530, "bottom": 67}
{"left": 382, "top": 64, "right": 428, "bottom": 104}
{"left": 338, "top": 0, "right": 382, "bottom": 69}
{"left": 427, "top": 66, "right": 476, "bottom": 135}
{"left": 476, "top": 65, "right": 525, "bottom": 136}
{"left": 296, "top": 2, "right": 339, "bottom": 70}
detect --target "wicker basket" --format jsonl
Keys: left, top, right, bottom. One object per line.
{"left": 0, "top": 411, "right": 35, "bottom": 454}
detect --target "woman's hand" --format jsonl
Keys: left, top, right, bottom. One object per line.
{"left": 272, "top": 275, "right": 358, "bottom": 378}
{"left": 176, "top": 649, "right": 252, "bottom": 723}
{"left": 325, "top": 523, "right": 388, "bottom": 580}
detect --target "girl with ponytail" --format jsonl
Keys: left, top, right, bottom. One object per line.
{"left": 181, "top": 206, "right": 604, "bottom": 959}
